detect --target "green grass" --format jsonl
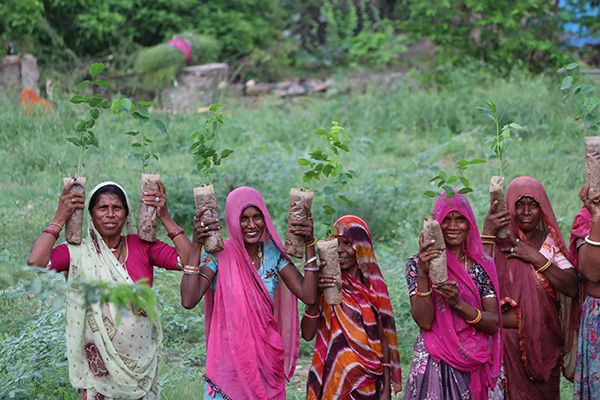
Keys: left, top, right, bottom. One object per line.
{"left": 0, "top": 64, "right": 587, "bottom": 398}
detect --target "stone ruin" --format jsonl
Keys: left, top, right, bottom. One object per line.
{"left": 0, "top": 54, "right": 40, "bottom": 97}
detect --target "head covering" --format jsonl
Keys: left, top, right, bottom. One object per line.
{"left": 498, "top": 176, "right": 578, "bottom": 383}
{"left": 423, "top": 191, "right": 502, "bottom": 400}
{"left": 65, "top": 181, "right": 161, "bottom": 398}
{"left": 203, "top": 187, "right": 298, "bottom": 400}
{"left": 307, "top": 216, "right": 401, "bottom": 399}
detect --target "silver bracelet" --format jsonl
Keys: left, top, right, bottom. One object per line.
{"left": 585, "top": 235, "right": 600, "bottom": 247}
{"left": 304, "top": 255, "right": 318, "bottom": 267}
{"left": 176, "top": 256, "right": 184, "bottom": 270}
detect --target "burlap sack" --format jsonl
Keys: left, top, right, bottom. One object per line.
{"left": 490, "top": 176, "right": 509, "bottom": 238}
{"left": 317, "top": 238, "right": 342, "bottom": 305}
{"left": 193, "top": 185, "right": 224, "bottom": 253}
{"left": 423, "top": 215, "right": 447, "bottom": 287}
{"left": 585, "top": 137, "right": 600, "bottom": 200}
{"left": 282, "top": 188, "right": 315, "bottom": 258}
{"left": 63, "top": 177, "right": 86, "bottom": 245}
{"left": 138, "top": 174, "right": 159, "bottom": 242}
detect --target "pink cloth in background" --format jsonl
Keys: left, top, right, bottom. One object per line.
{"left": 204, "top": 187, "right": 298, "bottom": 399}
{"left": 424, "top": 191, "right": 502, "bottom": 400}
{"left": 167, "top": 38, "right": 192, "bottom": 65}
{"left": 50, "top": 235, "right": 178, "bottom": 286}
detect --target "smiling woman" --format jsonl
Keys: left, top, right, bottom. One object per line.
{"left": 180, "top": 186, "right": 319, "bottom": 399}
{"left": 26, "top": 180, "right": 192, "bottom": 399}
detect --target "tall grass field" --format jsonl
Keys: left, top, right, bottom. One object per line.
{"left": 0, "top": 65, "right": 589, "bottom": 398}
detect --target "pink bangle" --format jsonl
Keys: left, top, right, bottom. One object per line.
{"left": 167, "top": 226, "right": 185, "bottom": 240}
{"left": 43, "top": 227, "right": 60, "bottom": 240}
{"left": 382, "top": 362, "right": 391, "bottom": 368}
{"left": 303, "top": 309, "right": 320, "bottom": 319}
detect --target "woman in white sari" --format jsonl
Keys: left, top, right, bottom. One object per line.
{"left": 28, "top": 180, "right": 192, "bottom": 399}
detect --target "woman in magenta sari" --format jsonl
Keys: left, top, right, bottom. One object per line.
{"left": 483, "top": 177, "right": 578, "bottom": 400}
{"left": 404, "top": 191, "right": 502, "bottom": 400}
{"left": 180, "top": 186, "right": 319, "bottom": 399}
{"left": 570, "top": 183, "right": 600, "bottom": 399}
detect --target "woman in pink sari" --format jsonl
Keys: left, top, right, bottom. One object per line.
{"left": 180, "top": 186, "right": 319, "bottom": 399}
{"left": 404, "top": 191, "right": 502, "bottom": 400}
{"left": 483, "top": 176, "right": 578, "bottom": 400}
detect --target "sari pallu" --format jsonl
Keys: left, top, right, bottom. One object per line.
{"left": 203, "top": 187, "right": 298, "bottom": 400}
{"left": 66, "top": 182, "right": 161, "bottom": 400}
{"left": 495, "top": 177, "right": 577, "bottom": 399}
{"left": 422, "top": 192, "right": 502, "bottom": 400}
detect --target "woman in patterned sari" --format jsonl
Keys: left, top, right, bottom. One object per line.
{"left": 27, "top": 180, "right": 191, "bottom": 399}
{"left": 302, "top": 215, "right": 402, "bottom": 400}
{"left": 570, "top": 183, "right": 600, "bottom": 400}
{"left": 180, "top": 186, "right": 319, "bottom": 399}
{"left": 482, "top": 176, "right": 578, "bottom": 400}
{"left": 404, "top": 191, "right": 502, "bottom": 400}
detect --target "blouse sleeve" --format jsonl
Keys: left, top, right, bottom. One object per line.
{"left": 540, "top": 234, "right": 575, "bottom": 270}
{"left": 405, "top": 254, "right": 419, "bottom": 294}
{"left": 49, "top": 243, "right": 70, "bottom": 272}
{"left": 200, "top": 252, "right": 218, "bottom": 274}
{"left": 147, "top": 239, "right": 179, "bottom": 270}
{"left": 470, "top": 263, "right": 496, "bottom": 298}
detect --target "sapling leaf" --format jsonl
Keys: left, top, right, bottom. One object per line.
{"left": 154, "top": 120, "right": 167, "bottom": 135}
{"left": 75, "top": 80, "right": 91, "bottom": 89}
{"left": 125, "top": 131, "right": 139, "bottom": 136}
{"left": 314, "top": 129, "right": 328, "bottom": 135}
{"left": 139, "top": 101, "right": 155, "bottom": 106}
{"left": 561, "top": 76, "right": 574, "bottom": 91}
{"left": 94, "top": 80, "right": 111, "bottom": 87}
{"left": 298, "top": 158, "right": 311, "bottom": 166}
{"left": 70, "top": 95, "right": 84, "bottom": 104}
{"left": 89, "top": 62, "right": 105, "bottom": 78}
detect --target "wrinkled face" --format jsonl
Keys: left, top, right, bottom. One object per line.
{"left": 240, "top": 206, "right": 265, "bottom": 245}
{"left": 91, "top": 193, "right": 127, "bottom": 238}
{"left": 514, "top": 196, "right": 541, "bottom": 232}
{"left": 440, "top": 210, "right": 470, "bottom": 248}
{"left": 337, "top": 237, "right": 358, "bottom": 271}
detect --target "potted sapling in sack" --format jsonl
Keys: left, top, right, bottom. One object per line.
{"left": 63, "top": 62, "right": 112, "bottom": 244}
{"left": 295, "top": 121, "right": 356, "bottom": 305}
{"left": 425, "top": 158, "right": 485, "bottom": 287}
{"left": 189, "top": 104, "right": 232, "bottom": 253}
{"left": 478, "top": 100, "right": 522, "bottom": 238}
{"left": 112, "top": 97, "right": 168, "bottom": 242}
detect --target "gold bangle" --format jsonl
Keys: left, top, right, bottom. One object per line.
{"left": 481, "top": 240, "right": 495, "bottom": 245}
{"left": 48, "top": 221, "right": 63, "bottom": 231}
{"left": 198, "top": 272, "right": 212, "bottom": 283}
{"left": 184, "top": 264, "right": 200, "bottom": 274}
{"left": 481, "top": 235, "right": 496, "bottom": 239}
{"left": 466, "top": 308, "right": 482, "bottom": 325}
{"left": 536, "top": 259, "right": 552, "bottom": 273}
{"left": 305, "top": 236, "right": 318, "bottom": 247}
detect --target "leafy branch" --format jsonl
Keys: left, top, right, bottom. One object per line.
{"left": 558, "top": 63, "right": 600, "bottom": 137}
{"left": 111, "top": 98, "right": 168, "bottom": 173}
{"left": 299, "top": 121, "right": 357, "bottom": 235}
{"left": 477, "top": 100, "right": 523, "bottom": 177}
{"left": 67, "top": 62, "right": 111, "bottom": 177}
{"left": 190, "top": 104, "right": 233, "bottom": 185}
{"left": 425, "top": 158, "right": 486, "bottom": 199}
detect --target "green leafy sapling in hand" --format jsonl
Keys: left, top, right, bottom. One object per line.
{"left": 189, "top": 104, "right": 231, "bottom": 254}
{"left": 425, "top": 158, "right": 486, "bottom": 200}
{"left": 299, "top": 121, "right": 357, "bottom": 237}
{"left": 558, "top": 63, "right": 600, "bottom": 137}
{"left": 67, "top": 62, "right": 111, "bottom": 177}
{"left": 111, "top": 98, "right": 168, "bottom": 173}
{"left": 190, "top": 104, "right": 233, "bottom": 184}
{"left": 478, "top": 100, "right": 523, "bottom": 238}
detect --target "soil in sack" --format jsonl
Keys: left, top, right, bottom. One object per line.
{"left": 422, "top": 215, "right": 447, "bottom": 287}
{"left": 490, "top": 176, "right": 509, "bottom": 238}
{"left": 193, "top": 184, "right": 224, "bottom": 253}
{"left": 317, "top": 238, "right": 342, "bottom": 305}
{"left": 63, "top": 177, "right": 86, "bottom": 245}
{"left": 585, "top": 137, "right": 600, "bottom": 199}
{"left": 282, "top": 188, "right": 315, "bottom": 258}
{"left": 139, "top": 174, "right": 159, "bottom": 242}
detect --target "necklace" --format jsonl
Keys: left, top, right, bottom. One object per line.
{"left": 459, "top": 252, "right": 468, "bottom": 271}
{"left": 110, "top": 236, "right": 122, "bottom": 253}
{"left": 251, "top": 243, "right": 263, "bottom": 268}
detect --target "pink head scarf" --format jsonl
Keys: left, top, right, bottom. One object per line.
{"left": 167, "top": 38, "right": 192, "bottom": 65}
{"left": 423, "top": 191, "right": 502, "bottom": 400}
{"left": 204, "top": 187, "right": 298, "bottom": 399}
